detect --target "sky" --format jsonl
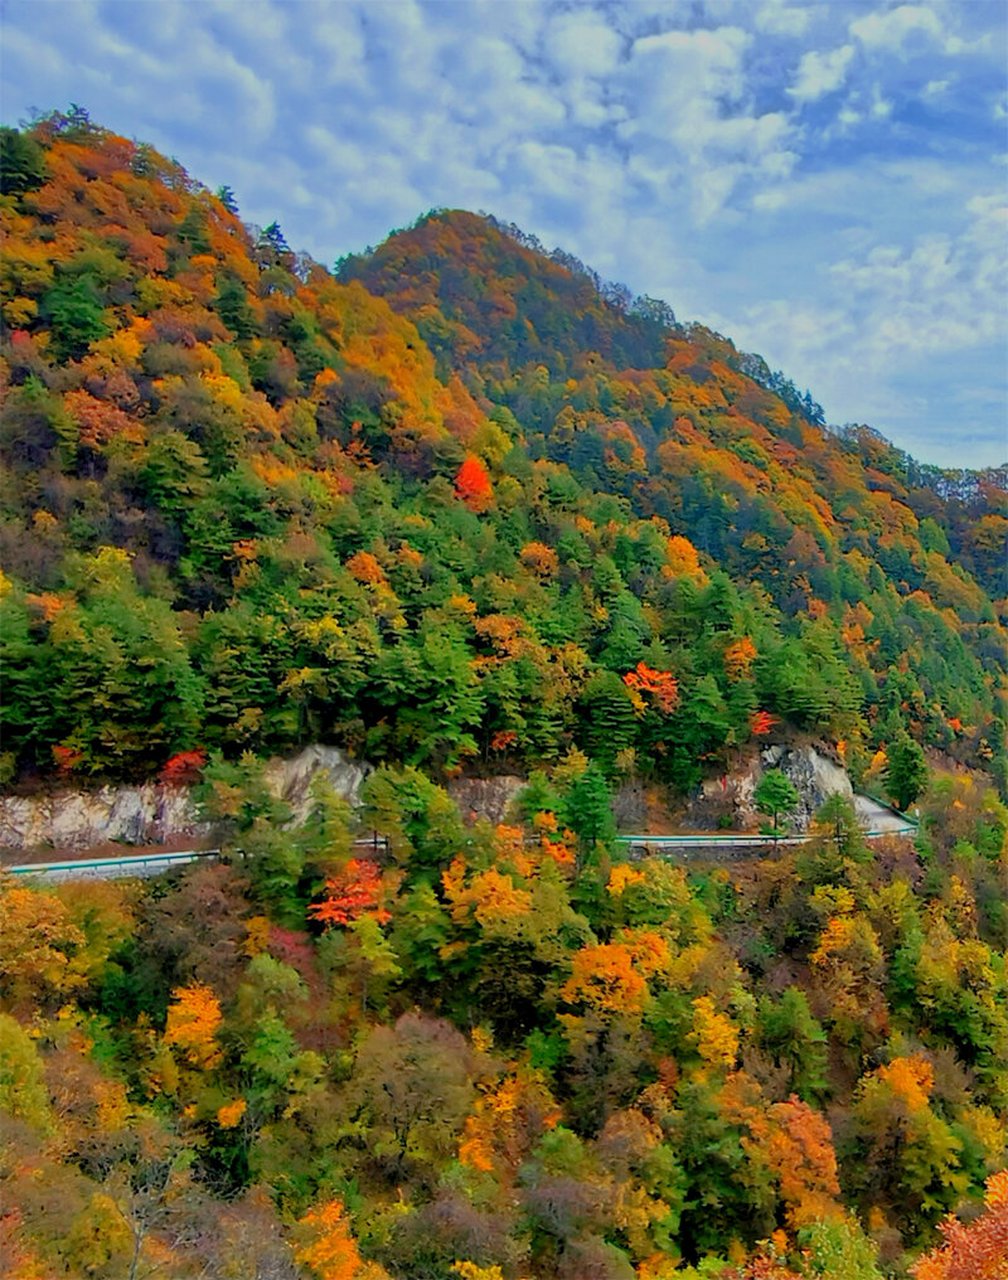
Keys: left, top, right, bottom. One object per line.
{"left": 2, "top": 0, "right": 1007, "bottom": 468}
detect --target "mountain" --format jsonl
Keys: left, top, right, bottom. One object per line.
{"left": 3, "top": 111, "right": 1008, "bottom": 1280}
{"left": 0, "top": 114, "right": 1005, "bottom": 796}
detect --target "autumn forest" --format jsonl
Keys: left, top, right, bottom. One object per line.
{"left": 0, "top": 111, "right": 1006, "bottom": 1280}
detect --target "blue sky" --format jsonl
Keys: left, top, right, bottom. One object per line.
{"left": 3, "top": 0, "right": 1006, "bottom": 467}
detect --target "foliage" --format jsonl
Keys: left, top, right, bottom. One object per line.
{"left": 0, "top": 121, "right": 1000, "bottom": 798}
{"left": 886, "top": 736, "right": 930, "bottom": 813}
{"left": 0, "top": 755, "right": 1005, "bottom": 1276}
{"left": 0, "top": 113, "right": 1006, "bottom": 1278}
{"left": 755, "top": 770, "right": 800, "bottom": 843}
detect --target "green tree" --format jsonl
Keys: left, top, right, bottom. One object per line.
{"left": 757, "top": 987, "right": 829, "bottom": 1101}
{"left": 47, "top": 549, "right": 205, "bottom": 774}
{"left": 215, "top": 274, "right": 258, "bottom": 339}
{"left": 215, "top": 184, "right": 239, "bottom": 214}
{"left": 885, "top": 734, "right": 928, "bottom": 812}
{"left": 578, "top": 671, "right": 638, "bottom": 775}
{"left": 346, "top": 1012, "right": 476, "bottom": 1185}
{"left": 138, "top": 430, "right": 210, "bottom": 518}
{"left": 754, "top": 768, "right": 799, "bottom": 847}
{"left": 0, "top": 125, "right": 47, "bottom": 196}
{"left": 813, "top": 793, "right": 868, "bottom": 862}
{"left": 562, "top": 764, "right": 616, "bottom": 864}
{"left": 42, "top": 274, "right": 110, "bottom": 361}
{"left": 372, "top": 625, "right": 485, "bottom": 768}
{"left": 360, "top": 765, "right": 466, "bottom": 880}
{"left": 665, "top": 675, "right": 732, "bottom": 792}
{"left": 797, "top": 1218, "right": 884, "bottom": 1280}
{"left": 0, "top": 1012, "right": 55, "bottom": 1133}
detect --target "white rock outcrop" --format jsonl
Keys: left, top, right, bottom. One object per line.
{"left": 759, "top": 744, "right": 853, "bottom": 830}
{"left": 263, "top": 745, "right": 370, "bottom": 823}
{"left": 691, "top": 743, "right": 853, "bottom": 832}
{"left": 0, "top": 745, "right": 370, "bottom": 853}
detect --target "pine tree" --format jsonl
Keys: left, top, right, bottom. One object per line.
{"left": 755, "top": 768, "right": 799, "bottom": 847}
{"left": 885, "top": 734, "right": 928, "bottom": 812}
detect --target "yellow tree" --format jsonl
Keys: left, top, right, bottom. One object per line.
{"left": 0, "top": 881, "right": 85, "bottom": 1012}
{"left": 163, "top": 983, "right": 223, "bottom": 1070}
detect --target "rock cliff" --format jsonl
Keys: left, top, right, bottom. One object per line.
{"left": 690, "top": 743, "right": 853, "bottom": 832}
{"left": 0, "top": 746, "right": 370, "bottom": 854}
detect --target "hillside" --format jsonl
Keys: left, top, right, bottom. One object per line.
{"left": 2, "top": 112, "right": 1008, "bottom": 1280}
{"left": 1, "top": 114, "right": 1005, "bottom": 800}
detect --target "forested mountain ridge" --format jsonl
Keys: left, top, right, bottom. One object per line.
{"left": 337, "top": 208, "right": 1006, "bottom": 604}
{"left": 0, "top": 112, "right": 1005, "bottom": 796}
{"left": 2, "top": 113, "right": 1008, "bottom": 1280}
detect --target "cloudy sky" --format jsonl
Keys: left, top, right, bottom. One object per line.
{"left": 3, "top": 0, "right": 1006, "bottom": 466}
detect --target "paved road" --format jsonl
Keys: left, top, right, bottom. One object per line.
{"left": 616, "top": 825, "right": 915, "bottom": 852}
{"left": 853, "top": 793, "right": 916, "bottom": 834}
{"left": 6, "top": 836, "right": 388, "bottom": 882}
{"left": 7, "top": 848, "right": 217, "bottom": 881}
{"left": 8, "top": 800, "right": 914, "bottom": 881}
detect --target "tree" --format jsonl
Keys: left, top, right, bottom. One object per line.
{"left": 310, "top": 859, "right": 390, "bottom": 928}
{"left": 757, "top": 988, "right": 829, "bottom": 1101}
{"left": 885, "top": 735, "right": 928, "bottom": 812}
{"left": 454, "top": 455, "right": 493, "bottom": 512}
{"left": 215, "top": 184, "right": 239, "bottom": 214}
{"left": 562, "top": 764, "right": 615, "bottom": 864}
{"left": 163, "top": 982, "right": 223, "bottom": 1069}
{"left": 360, "top": 765, "right": 467, "bottom": 878}
{"left": 215, "top": 273, "right": 258, "bottom": 339}
{"left": 911, "top": 1169, "right": 1008, "bottom": 1280}
{"left": 0, "top": 126, "right": 47, "bottom": 196}
{"left": 848, "top": 1056, "right": 967, "bottom": 1238}
{"left": 42, "top": 274, "right": 110, "bottom": 361}
{"left": 347, "top": 1013, "right": 477, "bottom": 1185}
{"left": 256, "top": 221, "right": 292, "bottom": 269}
{"left": 754, "top": 769, "right": 799, "bottom": 847}
{"left": 622, "top": 661, "right": 679, "bottom": 714}
{"left": 0, "top": 881, "right": 85, "bottom": 1012}
{"left": 45, "top": 550, "right": 205, "bottom": 775}
{"left": 811, "top": 793, "right": 867, "bottom": 864}
{"left": 293, "top": 1198, "right": 364, "bottom": 1280}
{"left": 561, "top": 943, "right": 648, "bottom": 1018}
{"left": 0, "top": 1013, "right": 54, "bottom": 1134}
{"left": 578, "top": 672, "right": 638, "bottom": 775}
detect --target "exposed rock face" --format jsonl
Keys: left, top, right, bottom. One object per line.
{"left": 690, "top": 756, "right": 760, "bottom": 831}
{"left": 0, "top": 745, "right": 370, "bottom": 854}
{"left": 760, "top": 744, "right": 853, "bottom": 831}
{"left": 0, "top": 784, "right": 207, "bottom": 854}
{"left": 447, "top": 775, "right": 525, "bottom": 826}
{"left": 687, "top": 743, "right": 853, "bottom": 832}
{"left": 263, "top": 745, "right": 370, "bottom": 824}
{"left": 613, "top": 778, "right": 649, "bottom": 831}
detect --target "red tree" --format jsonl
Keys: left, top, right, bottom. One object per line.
{"left": 454, "top": 455, "right": 492, "bottom": 512}
{"left": 309, "top": 859, "right": 390, "bottom": 927}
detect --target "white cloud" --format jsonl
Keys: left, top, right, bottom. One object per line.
{"left": 870, "top": 86, "right": 892, "bottom": 118}
{"left": 788, "top": 43, "right": 855, "bottom": 102}
{"left": 754, "top": 1, "right": 811, "bottom": 37}
{"left": 1, "top": 0, "right": 1005, "bottom": 464}
{"left": 544, "top": 10, "right": 623, "bottom": 78}
{"left": 828, "top": 198, "right": 1007, "bottom": 350}
{"left": 849, "top": 3, "right": 947, "bottom": 55}
{"left": 618, "top": 25, "right": 798, "bottom": 219}
{"left": 630, "top": 25, "right": 751, "bottom": 91}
